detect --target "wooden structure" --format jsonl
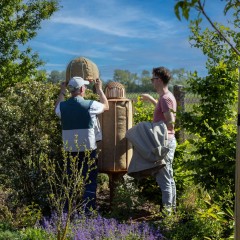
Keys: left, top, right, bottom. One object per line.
{"left": 98, "top": 82, "right": 133, "bottom": 201}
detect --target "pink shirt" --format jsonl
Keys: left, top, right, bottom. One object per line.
{"left": 153, "top": 91, "right": 177, "bottom": 138}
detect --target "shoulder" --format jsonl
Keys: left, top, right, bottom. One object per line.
{"left": 161, "top": 91, "right": 175, "bottom": 100}
{"left": 161, "top": 92, "right": 176, "bottom": 103}
{"left": 89, "top": 101, "right": 104, "bottom": 114}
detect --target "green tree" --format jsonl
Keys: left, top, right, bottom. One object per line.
{"left": 171, "top": 68, "right": 188, "bottom": 86}
{"left": 0, "top": 0, "right": 59, "bottom": 92}
{"left": 139, "top": 70, "right": 154, "bottom": 92}
{"left": 47, "top": 70, "right": 66, "bottom": 83}
{"left": 113, "top": 69, "right": 138, "bottom": 92}
{"left": 179, "top": 18, "right": 239, "bottom": 196}
{"left": 174, "top": 0, "right": 239, "bottom": 56}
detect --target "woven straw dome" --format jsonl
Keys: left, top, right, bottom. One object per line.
{"left": 104, "top": 81, "right": 125, "bottom": 99}
{"left": 66, "top": 57, "right": 99, "bottom": 83}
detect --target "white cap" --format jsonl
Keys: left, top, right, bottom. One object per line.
{"left": 68, "top": 76, "right": 89, "bottom": 90}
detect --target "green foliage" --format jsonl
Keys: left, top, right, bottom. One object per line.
{"left": 0, "top": 230, "right": 20, "bottom": 240}
{"left": 158, "top": 184, "right": 234, "bottom": 240}
{"left": 15, "top": 203, "right": 42, "bottom": 228}
{"left": 0, "top": 0, "right": 59, "bottom": 92}
{"left": 0, "top": 201, "right": 43, "bottom": 239}
{"left": 110, "top": 68, "right": 187, "bottom": 93}
{"left": 174, "top": 0, "right": 240, "bottom": 22}
{"left": 42, "top": 149, "right": 97, "bottom": 240}
{"left": 0, "top": 80, "right": 99, "bottom": 214}
{"left": 174, "top": 0, "right": 240, "bottom": 57}
{"left": 0, "top": 81, "right": 61, "bottom": 212}
{"left": 20, "top": 227, "right": 50, "bottom": 240}
{"left": 174, "top": 0, "right": 198, "bottom": 20}
{"left": 0, "top": 81, "right": 99, "bottom": 239}
{"left": 173, "top": 140, "right": 195, "bottom": 194}
{"left": 133, "top": 96, "right": 154, "bottom": 124}
{"left": 170, "top": 68, "right": 189, "bottom": 88}
{"left": 113, "top": 69, "right": 139, "bottom": 92}
{"left": 47, "top": 70, "right": 66, "bottom": 83}
{"left": 137, "top": 177, "right": 162, "bottom": 205}
{"left": 109, "top": 176, "right": 147, "bottom": 221}
{"left": 178, "top": 18, "right": 239, "bottom": 197}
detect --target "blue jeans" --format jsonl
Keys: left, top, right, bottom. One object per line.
{"left": 63, "top": 150, "right": 98, "bottom": 213}
{"left": 155, "top": 137, "right": 177, "bottom": 210}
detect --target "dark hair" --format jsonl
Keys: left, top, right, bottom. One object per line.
{"left": 152, "top": 66, "right": 171, "bottom": 85}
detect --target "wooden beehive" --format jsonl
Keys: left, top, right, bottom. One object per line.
{"left": 98, "top": 82, "right": 133, "bottom": 173}
{"left": 104, "top": 81, "right": 125, "bottom": 99}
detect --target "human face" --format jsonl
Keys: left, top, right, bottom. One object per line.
{"left": 151, "top": 77, "right": 159, "bottom": 83}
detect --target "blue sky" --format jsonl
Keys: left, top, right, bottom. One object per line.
{"left": 30, "top": 0, "right": 230, "bottom": 81}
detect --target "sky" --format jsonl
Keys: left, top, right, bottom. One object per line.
{"left": 29, "top": 0, "right": 231, "bottom": 81}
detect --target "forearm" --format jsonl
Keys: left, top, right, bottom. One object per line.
{"left": 97, "top": 89, "right": 109, "bottom": 110}
{"left": 141, "top": 94, "right": 157, "bottom": 106}
{"left": 164, "top": 111, "right": 175, "bottom": 130}
{"left": 148, "top": 96, "right": 157, "bottom": 106}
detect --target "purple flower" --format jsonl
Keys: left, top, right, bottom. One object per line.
{"left": 41, "top": 213, "right": 164, "bottom": 239}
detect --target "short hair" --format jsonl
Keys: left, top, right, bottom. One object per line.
{"left": 152, "top": 66, "right": 171, "bottom": 85}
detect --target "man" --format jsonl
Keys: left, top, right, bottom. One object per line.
{"left": 141, "top": 66, "right": 177, "bottom": 213}
{"left": 54, "top": 76, "right": 109, "bottom": 213}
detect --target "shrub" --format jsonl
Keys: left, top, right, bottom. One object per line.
{"left": 0, "top": 81, "right": 61, "bottom": 213}
{"left": 157, "top": 184, "right": 234, "bottom": 240}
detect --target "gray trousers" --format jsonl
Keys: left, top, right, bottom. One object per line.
{"left": 155, "top": 137, "right": 177, "bottom": 210}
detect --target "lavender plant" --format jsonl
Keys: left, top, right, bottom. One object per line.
{"left": 42, "top": 213, "right": 164, "bottom": 240}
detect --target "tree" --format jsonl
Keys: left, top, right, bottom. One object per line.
{"left": 171, "top": 68, "right": 188, "bottom": 86}
{"left": 139, "top": 70, "right": 153, "bottom": 92}
{"left": 113, "top": 69, "right": 138, "bottom": 92}
{"left": 0, "top": 0, "right": 59, "bottom": 93}
{"left": 47, "top": 70, "right": 66, "bottom": 83}
{"left": 174, "top": 0, "right": 239, "bottom": 56}
{"left": 174, "top": 1, "right": 240, "bottom": 238}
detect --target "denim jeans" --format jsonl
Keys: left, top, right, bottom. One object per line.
{"left": 62, "top": 150, "right": 98, "bottom": 213}
{"left": 155, "top": 137, "right": 177, "bottom": 210}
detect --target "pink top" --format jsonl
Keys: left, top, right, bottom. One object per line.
{"left": 153, "top": 91, "right": 177, "bottom": 138}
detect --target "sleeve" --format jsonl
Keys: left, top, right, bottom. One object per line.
{"left": 55, "top": 103, "right": 61, "bottom": 118}
{"left": 89, "top": 101, "right": 105, "bottom": 116}
{"left": 161, "top": 95, "right": 174, "bottom": 113}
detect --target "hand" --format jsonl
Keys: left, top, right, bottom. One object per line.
{"left": 60, "top": 81, "right": 67, "bottom": 93}
{"left": 94, "top": 78, "right": 103, "bottom": 93}
{"left": 140, "top": 93, "right": 152, "bottom": 102}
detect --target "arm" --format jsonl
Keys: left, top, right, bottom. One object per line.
{"left": 95, "top": 79, "right": 109, "bottom": 111}
{"left": 163, "top": 110, "right": 175, "bottom": 131}
{"left": 54, "top": 81, "right": 67, "bottom": 112}
{"left": 140, "top": 93, "right": 157, "bottom": 106}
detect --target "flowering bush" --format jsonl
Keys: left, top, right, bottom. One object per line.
{"left": 42, "top": 213, "right": 164, "bottom": 240}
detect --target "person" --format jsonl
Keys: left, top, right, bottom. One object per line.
{"left": 54, "top": 76, "right": 109, "bottom": 213}
{"left": 141, "top": 66, "right": 177, "bottom": 213}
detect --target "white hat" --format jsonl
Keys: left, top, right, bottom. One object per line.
{"left": 68, "top": 76, "right": 89, "bottom": 90}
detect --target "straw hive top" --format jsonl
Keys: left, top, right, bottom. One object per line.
{"left": 104, "top": 81, "right": 125, "bottom": 99}
{"left": 66, "top": 57, "right": 99, "bottom": 83}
